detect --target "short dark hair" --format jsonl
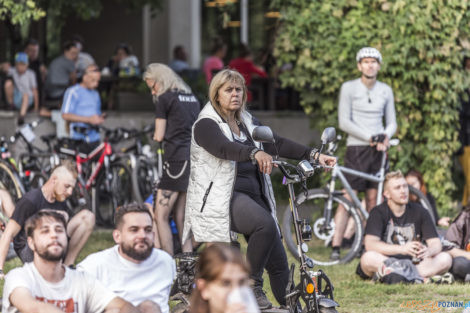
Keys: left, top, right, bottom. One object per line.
{"left": 63, "top": 41, "right": 77, "bottom": 52}
{"left": 115, "top": 43, "right": 131, "bottom": 55}
{"left": 114, "top": 202, "right": 153, "bottom": 228}
{"left": 25, "top": 38, "right": 39, "bottom": 48}
{"left": 25, "top": 211, "right": 67, "bottom": 238}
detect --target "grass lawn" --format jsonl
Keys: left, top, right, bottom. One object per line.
{"left": 2, "top": 229, "right": 470, "bottom": 313}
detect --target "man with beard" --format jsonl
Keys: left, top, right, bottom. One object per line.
{"left": 330, "top": 47, "right": 398, "bottom": 261}
{"left": 2, "top": 211, "right": 139, "bottom": 313}
{"left": 358, "top": 171, "right": 452, "bottom": 283}
{"left": 0, "top": 160, "right": 95, "bottom": 275}
{"left": 78, "top": 203, "right": 175, "bottom": 313}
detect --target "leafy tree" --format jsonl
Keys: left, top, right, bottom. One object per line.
{"left": 273, "top": 0, "right": 469, "bottom": 213}
{"left": 0, "top": 0, "right": 45, "bottom": 25}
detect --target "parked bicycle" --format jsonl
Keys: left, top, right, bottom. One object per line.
{"left": 0, "top": 119, "right": 59, "bottom": 202}
{"left": 114, "top": 125, "right": 160, "bottom": 204}
{"left": 52, "top": 125, "right": 135, "bottom": 225}
{"left": 282, "top": 137, "right": 433, "bottom": 266}
{"left": 253, "top": 126, "right": 339, "bottom": 313}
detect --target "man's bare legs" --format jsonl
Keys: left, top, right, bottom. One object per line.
{"left": 65, "top": 210, "right": 95, "bottom": 266}
{"left": 360, "top": 250, "right": 452, "bottom": 279}
{"left": 331, "top": 188, "right": 378, "bottom": 259}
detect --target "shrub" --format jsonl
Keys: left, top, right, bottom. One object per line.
{"left": 273, "top": 0, "right": 470, "bottom": 212}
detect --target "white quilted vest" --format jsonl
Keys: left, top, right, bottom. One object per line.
{"left": 182, "top": 102, "right": 278, "bottom": 243}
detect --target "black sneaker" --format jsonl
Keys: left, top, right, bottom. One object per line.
{"left": 252, "top": 286, "right": 272, "bottom": 310}
{"left": 330, "top": 248, "right": 340, "bottom": 261}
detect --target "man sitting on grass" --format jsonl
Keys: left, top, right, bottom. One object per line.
{"left": 358, "top": 170, "right": 452, "bottom": 283}
{"left": 2, "top": 211, "right": 138, "bottom": 313}
{"left": 78, "top": 203, "right": 175, "bottom": 313}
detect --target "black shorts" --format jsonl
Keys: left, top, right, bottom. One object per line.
{"left": 158, "top": 160, "right": 190, "bottom": 192}
{"left": 344, "top": 146, "right": 387, "bottom": 191}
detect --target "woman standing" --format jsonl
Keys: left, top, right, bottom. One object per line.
{"left": 182, "top": 69, "right": 336, "bottom": 308}
{"left": 144, "top": 63, "right": 200, "bottom": 255}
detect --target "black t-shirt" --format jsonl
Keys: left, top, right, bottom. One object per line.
{"left": 365, "top": 201, "right": 438, "bottom": 259}
{"left": 154, "top": 90, "right": 200, "bottom": 161}
{"left": 11, "top": 188, "right": 68, "bottom": 252}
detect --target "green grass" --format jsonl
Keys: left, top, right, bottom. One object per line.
{"left": 3, "top": 229, "right": 470, "bottom": 313}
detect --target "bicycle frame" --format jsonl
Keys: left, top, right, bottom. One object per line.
{"left": 74, "top": 141, "right": 112, "bottom": 190}
{"left": 325, "top": 151, "right": 387, "bottom": 220}
{"left": 280, "top": 161, "right": 338, "bottom": 313}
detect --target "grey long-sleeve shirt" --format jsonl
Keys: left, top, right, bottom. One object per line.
{"left": 338, "top": 78, "right": 397, "bottom": 146}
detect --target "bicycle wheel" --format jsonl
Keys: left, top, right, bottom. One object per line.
{"left": 95, "top": 161, "right": 134, "bottom": 226}
{"left": 0, "top": 160, "right": 24, "bottom": 202}
{"left": 132, "top": 156, "right": 158, "bottom": 204}
{"left": 282, "top": 188, "right": 363, "bottom": 266}
{"left": 408, "top": 185, "right": 435, "bottom": 224}
{"left": 66, "top": 176, "right": 91, "bottom": 217}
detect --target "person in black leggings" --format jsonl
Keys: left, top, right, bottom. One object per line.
{"left": 183, "top": 69, "right": 336, "bottom": 309}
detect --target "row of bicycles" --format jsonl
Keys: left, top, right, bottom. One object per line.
{"left": 0, "top": 119, "right": 160, "bottom": 226}
{"left": 0, "top": 120, "right": 435, "bottom": 313}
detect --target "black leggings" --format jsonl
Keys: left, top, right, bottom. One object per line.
{"left": 230, "top": 192, "right": 288, "bottom": 305}
{"left": 450, "top": 256, "right": 470, "bottom": 281}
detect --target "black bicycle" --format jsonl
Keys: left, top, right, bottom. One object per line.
{"left": 253, "top": 126, "right": 339, "bottom": 313}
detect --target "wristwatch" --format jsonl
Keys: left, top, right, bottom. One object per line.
{"left": 249, "top": 148, "right": 261, "bottom": 164}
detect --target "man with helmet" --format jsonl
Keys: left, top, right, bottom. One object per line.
{"left": 331, "top": 47, "right": 397, "bottom": 261}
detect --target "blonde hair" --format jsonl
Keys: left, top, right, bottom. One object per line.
{"left": 209, "top": 69, "right": 247, "bottom": 121}
{"left": 143, "top": 63, "right": 191, "bottom": 98}
{"left": 384, "top": 170, "right": 404, "bottom": 191}
{"left": 52, "top": 159, "right": 78, "bottom": 179}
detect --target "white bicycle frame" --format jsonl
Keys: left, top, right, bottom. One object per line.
{"left": 325, "top": 149, "right": 388, "bottom": 221}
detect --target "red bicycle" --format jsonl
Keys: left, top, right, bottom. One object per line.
{"left": 54, "top": 126, "right": 135, "bottom": 226}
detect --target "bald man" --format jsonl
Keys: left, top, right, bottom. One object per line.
{"left": 0, "top": 160, "right": 95, "bottom": 278}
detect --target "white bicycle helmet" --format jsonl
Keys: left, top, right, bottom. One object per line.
{"left": 356, "top": 47, "right": 382, "bottom": 63}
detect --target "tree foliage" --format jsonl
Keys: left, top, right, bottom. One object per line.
{"left": 0, "top": 0, "right": 45, "bottom": 25}
{"left": 273, "top": 0, "right": 470, "bottom": 212}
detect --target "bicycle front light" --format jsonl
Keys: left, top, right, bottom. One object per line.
{"left": 298, "top": 160, "right": 315, "bottom": 177}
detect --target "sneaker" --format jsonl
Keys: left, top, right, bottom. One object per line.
{"left": 372, "top": 263, "right": 394, "bottom": 281}
{"left": 429, "top": 272, "right": 454, "bottom": 284}
{"left": 330, "top": 248, "right": 340, "bottom": 261}
{"left": 252, "top": 286, "right": 272, "bottom": 310}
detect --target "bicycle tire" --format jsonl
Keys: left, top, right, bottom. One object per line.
{"left": 132, "top": 156, "right": 158, "bottom": 204}
{"left": 95, "top": 161, "right": 134, "bottom": 227}
{"left": 66, "top": 175, "right": 92, "bottom": 217}
{"left": 282, "top": 188, "right": 363, "bottom": 266}
{"left": 0, "top": 160, "right": 24, "bottom": 202}
{"left": 408, "top": 185, "right": 435, "bottom": 224}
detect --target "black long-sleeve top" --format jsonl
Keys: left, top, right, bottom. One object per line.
{"left": 194, "top": 117, "right": 312, "bottom": 200}
{"left": 193, "top": 118, "right": 312, "bottom": 162}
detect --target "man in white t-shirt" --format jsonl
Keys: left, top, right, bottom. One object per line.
{"left": 78, "top": 203, "right": 176, "bottom": 313}
{"left": 2, "top": 210, "right": 138, "bottom": 313}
